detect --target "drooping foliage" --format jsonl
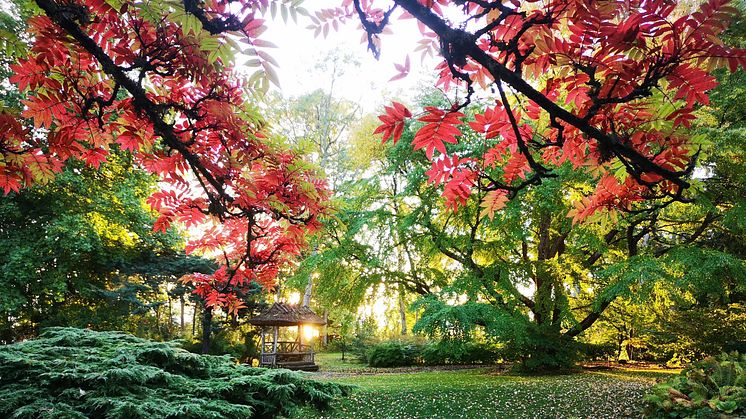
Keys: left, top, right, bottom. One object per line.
{"left": 1, "top": 0, "right": 329, "bottom": 320}
{"left": 0, "top": 327, "right": 348, "bottom": 418}
{"left": 293, "top": 0, "right": 746, "bottom": 370}
{"left": 318, "top": 0, "right": 746, "bottom": 222}
{"left": 304, "top": 75, "right": 746, "bottom": 370}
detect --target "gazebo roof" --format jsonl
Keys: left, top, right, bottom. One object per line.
{"left": 248, "top": 302, "right": 326, "bottom": 327}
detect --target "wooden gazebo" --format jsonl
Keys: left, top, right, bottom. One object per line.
{"left": 248, "top": 303, "right": 325, "bottom": 371}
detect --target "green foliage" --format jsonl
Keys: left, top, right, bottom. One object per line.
{"left": 0, "top": 328, "right": 348, "bottom": 418}
{"left": 412, "top": 297, "right": 503, "bottom": 341}
{"left": 0, "top": 155, "right": 192, "bottom": 342}
{"left": 363, "top": 340, "right": 500, "bottom": 368}
{"left": 644, "top": 353, "right": 746, "bottom": 418}
{"left": 419, "top": 341, "right": 500, "bottom": 366}
{"left": 649, "top": 305, "right": 746, "bottom": 364}
{"left": 506, "top": 326, "right": 580, "bottom": 373}
{"left": 411, "top": 296, "right": 579, "bottom": 372}
{"left": 366, "top": 341, "right": 422, "bottom": 368}
{"left": 577, "top": 341, "right": 618, "bottom": 361}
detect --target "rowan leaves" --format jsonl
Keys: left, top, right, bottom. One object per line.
{"left": 353, "top": 0, "right": 746, "bottom": 223}
{"left": 374, "top": 102, "right": 411, "bottom": 144}
{"left": 413, "top": 107, "right": 464, "bottom": 160}
{"left": 479, "top": 190, "right": 509, "bottom": 221}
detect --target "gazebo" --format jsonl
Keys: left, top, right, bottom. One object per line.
{"left": 248, "top": 302, "right": 325, "bottom": 371}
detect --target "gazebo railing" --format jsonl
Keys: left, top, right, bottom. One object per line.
{"left": 260, "top": 341, "right": 314, "bottom": 366}
{"left": 263, "top": 341, "right": 312, "bottom": 354}
{"left": 260, "top": 352, "right": 276, "bottom": 365}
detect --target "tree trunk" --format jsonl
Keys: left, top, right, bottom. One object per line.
{"left": 533, "top": 262, "right": 555, "bottom": 326}
{"left": 192, "top": 303, "right": 198, "bottom": 337}
{"left": 398, "top": 286, "right": 408, "bottom": 335}
{"left": 201, "top": 306, "right": 213, "bottom": 354}
{"left": 179, "top": 295, "right": 185, "bottom": 335}
{"left": 302, "top": 275, "right": 313, "bottom": 307}
{"left": 154, "top": 304, "right": 162, "bottom": 338}
{"left": 167, "top": 294, "right": 173, "bottom": 338}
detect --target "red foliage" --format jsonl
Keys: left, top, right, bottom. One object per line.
{"left": 359, "top": 0, "right": 746, "bottom": 221}
{"left": 411, "top": 107, "right": 464, "bottom": 159}
{"left": 374, "top": 101, "right": 411, "bottom": 144}
{"left": 4, "top": 0, "right": 330, "bottom": 314}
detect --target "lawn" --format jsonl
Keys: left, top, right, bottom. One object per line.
{"left": 296, "top": 353, "right": 678, "bottom": 419}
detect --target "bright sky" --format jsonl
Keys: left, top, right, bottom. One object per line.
{"left": 257, "top": 1, "right": 437, "bottom": 111}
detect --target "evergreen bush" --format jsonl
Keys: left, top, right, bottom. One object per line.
{"left": 644, "top": 352, "right": 746, "bottom": 418}
{"left": 577, "top": 341, "right": 618, "bottom": 362}
{"left": 0, "top": 327, "right": 348, "bottom": 418}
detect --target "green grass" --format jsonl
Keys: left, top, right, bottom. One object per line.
{"left": 299, "top": 354, "right": 680, "bottom": 419}
{"left": 315, "top": 351, "right": 368, "bottom": 372}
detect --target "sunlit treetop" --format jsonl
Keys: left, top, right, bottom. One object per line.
{"left": 1, "top": 0, "right": 329, "bottom": 314}
{"left": 317, "top": 0, "right": 746, "bottom": 222}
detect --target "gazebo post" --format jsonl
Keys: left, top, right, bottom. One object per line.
{"left": 272, "top": 325, "right": 278, "bottom": 366}
{"left": 260, "top": 328, "right": 265, "bottom": 365}
{"left": 298, "top": 323, "right": 303, "bottom": 351}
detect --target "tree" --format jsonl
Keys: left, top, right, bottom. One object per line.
{"left": 289, "top": 109, "right": 449, "bottom": 336}
{"left": 308, "top": 82, "right": 745, "bottom": 370}
{"left": 2, "top": 0, "right": 330, "bottom": 351}
{"left": 0, "top": 152, "right": 190, "bottom": 342}
{"left": 300, "top": 0, "right": 746, "bottom": 369}
{"left": 265, "top": 53, "right": 361, "bottom": 311}
{"left": 268, "top": 50, "right": 362, "bottom": 190}
{"left": 589, "top": 48, "right": 746, "bottom": 363}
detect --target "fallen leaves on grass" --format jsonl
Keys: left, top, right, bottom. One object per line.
{"left": 297, "top": 370, "right": 658, "bottom": 419}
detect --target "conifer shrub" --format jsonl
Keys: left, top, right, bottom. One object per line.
{"left": 0, "top": 327, "right": 348, "bottom": 418}
{"left": 644, "top": 352, "right": 746, "bottom": 418}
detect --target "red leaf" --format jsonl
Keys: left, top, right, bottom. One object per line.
{"left": 374, "top": 102, "right": 411, "bottom": 144}
{"left": 81, "top": 147, "right": 109, "bottom": 169}
{"left": 412, "top": 107, "right": 464, "bottom": 160}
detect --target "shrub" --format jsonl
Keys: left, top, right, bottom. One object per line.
{"left": 0, "top": 327, "right": 349, "bottom": 418}
{"left": 577, "top": 341, "right": 618, "bottom": 362}
{"left": 364, "top": 340, "right": 500, "bottom": 367}
{"left": 500, "top": 328, "right": 580, "bottom": 373}
{"left": 366, "top": 341, "right": 422, "bottom": 367}
{"left": 420, "top": 341, "right": 500, "bottom": 365}
{"left": 644, "top": 352, "right": 746, "bottom": 418}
